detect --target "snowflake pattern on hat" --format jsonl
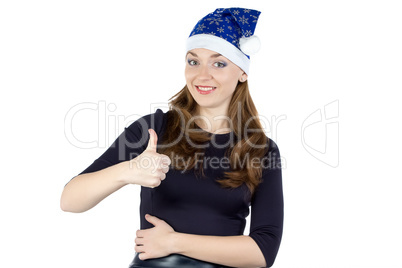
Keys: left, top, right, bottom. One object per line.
{"left": 186, "top": 7, "right": 261, "bottom": 74}
{"left": 189, "top": 8, "right": 261, "bottom": 57}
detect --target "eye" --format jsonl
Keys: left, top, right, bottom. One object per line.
{"left": 187, "top": 59, "right": 198, "bottom": 66}
{"left": 213, "top": 61, "right": 227, "bottom": 68}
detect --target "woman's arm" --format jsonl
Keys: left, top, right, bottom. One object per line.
{"left": 60, "top": 161, "right": 131, "bottom": 213}
{"left": 172, "top": 233, "right": 266, "bottom": 268}
{"left": 61, "top": 128, "right": 170, "bottom": 213}
{"left": 135, "top": 214, "right": 267, "bottom": 268}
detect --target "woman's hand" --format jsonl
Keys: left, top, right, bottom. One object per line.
{"left": 135, "top": 214, "right": 177, "bottom": 260}
{"left": 126, "top": 129, "right": 171, "bottom": 188}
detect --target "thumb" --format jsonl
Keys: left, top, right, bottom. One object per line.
{"left": 145, "top": 214, "right": 161, "bottom": 226}
{"left": 146, "top": 129, "right": 158, "bottom": 151}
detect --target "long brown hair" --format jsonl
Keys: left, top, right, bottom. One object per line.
{"left": 158, "top": 81, "right": 269, "bottom": 198}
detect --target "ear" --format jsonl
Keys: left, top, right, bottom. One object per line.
{"left": 239, "top": 73, "right": 248, "bottom": 82}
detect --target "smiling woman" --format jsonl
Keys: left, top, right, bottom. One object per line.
{"left": 61, "top": 7, "right": 283, "bottom": 268}
{"left": 185, "top": 48, "right": 247, "bottom": 127}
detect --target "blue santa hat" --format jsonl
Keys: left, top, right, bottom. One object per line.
{"left": 186, "top": 7, "right": 261, "bottom": 75}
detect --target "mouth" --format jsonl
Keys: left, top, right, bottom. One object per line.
{"left": 195, "top": 85, "right": 217, "bottom": 95}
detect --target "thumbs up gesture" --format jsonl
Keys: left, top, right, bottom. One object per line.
{"left": 128, "top": 129, "right": 171, "bottom": 188}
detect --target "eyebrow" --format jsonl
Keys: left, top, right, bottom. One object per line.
{"left": 187, "top": 51, "right": 223, "bottom": 58}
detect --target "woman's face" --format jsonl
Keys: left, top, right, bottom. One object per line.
{"left": 185, "top": 48, "right": 247, "bottom": 113}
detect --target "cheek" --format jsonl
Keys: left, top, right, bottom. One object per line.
{"left": 218, "top": 74, "right": 239, "bottom": 91}
{"left": 215, "top": 66, "right": 241, "bottom": 87}
{"left": 184, "top": 67, "right": 196, "bottom": 81}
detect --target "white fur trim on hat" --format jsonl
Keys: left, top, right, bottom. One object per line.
{"left": 239, "top": 35, "right": 261, "bottom": 55}
{"left": 186, "top": 34, "right": 250, "bottom": 74}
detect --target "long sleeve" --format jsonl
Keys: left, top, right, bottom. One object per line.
{"left": 75, "top": 108, "right": 166, "bottom": 176}
{"left": 248, "top": 139, "right": 284, "bottom": 267}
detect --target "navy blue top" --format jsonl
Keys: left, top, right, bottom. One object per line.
{"left": 76, "top": 108, "right": 283, "bottom": 267}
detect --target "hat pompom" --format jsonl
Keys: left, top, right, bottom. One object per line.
{"left": 239, "top": 35, "right": 261, "bottom": 56}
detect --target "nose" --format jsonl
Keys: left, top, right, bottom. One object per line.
{"left": 197, "top": 64, "right": 212, "bottom": 80}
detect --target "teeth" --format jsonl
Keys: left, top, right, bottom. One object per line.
{"left": 197, "top": 86, "right": 214, "bottom": 91}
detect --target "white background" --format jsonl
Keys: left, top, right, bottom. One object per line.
{"left": 1, "top": 0, "right": 401, "bottom": 267}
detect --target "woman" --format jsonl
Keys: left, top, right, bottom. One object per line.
{"left": 61, "top": 7, "right": 283, "bottom": 268}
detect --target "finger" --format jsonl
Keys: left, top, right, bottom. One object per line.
{"left": 153, "top": 169, "right": 165, "bottom": 180}
{"left": 162, "top": 156, "right": 171, "bottom": 166}
{"left": 136, "top": 229, "right": 143, "bottom": 238}
{"left": 160, "top": 172, "right": 166, "bottom": 181}
{"left": 161, "top": 165, "right": 169, "bottom": 173}
{"left": 150, "top": 178, "right": 161, "bottom": 188}
{"left": 134, "top": 237, "right": 144, "bottom": 244}
{"left": 135, "top": 244, "right": 145, "bottom": 253}
{"left": 145, "top": 214, "right": 161, "bottom": 226}
{"left": 138, "top": 252, "right": 149, "bottom": 261}
{"left": 146, "top": 129, "right": 158, "bottom": 152}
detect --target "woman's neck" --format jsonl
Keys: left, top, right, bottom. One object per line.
{"left": 194, "top": 106, "right": 232, "bottom": 134}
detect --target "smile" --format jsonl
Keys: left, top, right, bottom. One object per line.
{"left": 196, "top": 86, "right": 217, "bottom": 95}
